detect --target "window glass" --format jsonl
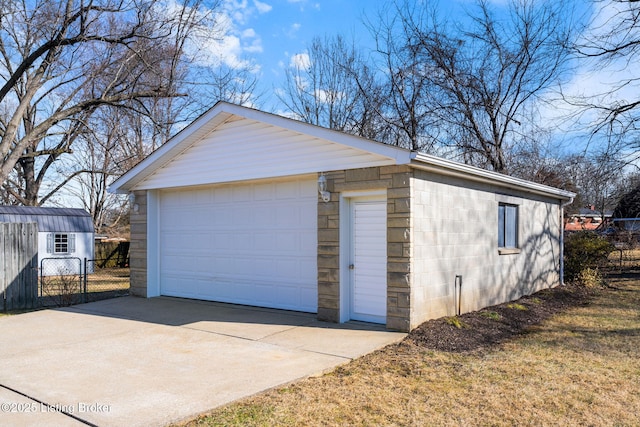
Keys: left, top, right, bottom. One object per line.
{"left": 498, "top": 204, "right": 518, "bottom": 248}
{"left": 54, "top": 233, "right": 69, "bottom": 253}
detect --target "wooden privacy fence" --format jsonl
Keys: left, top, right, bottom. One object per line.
{"left": 0, "top": 222, "right": 39, "bottom": 311}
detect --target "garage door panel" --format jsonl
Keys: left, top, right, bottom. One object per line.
{"left": 159, "top": 178, "right": 317, "bottom": 312}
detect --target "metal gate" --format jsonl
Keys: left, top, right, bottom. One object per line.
{"left": 39, "top": 257, "right": 84, "bottom": 307}
{"left": 39, "top": 257, "right": 130, "bottom": 307}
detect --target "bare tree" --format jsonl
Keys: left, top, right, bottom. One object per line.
{"left": 278, "top": 35, "right": 381, "bottom": 136}
{"left": 570, "top": 0, "right": 640, "bottom": 154}
{"left": 388, "top": 0, "right": 575, "bottom": 172}
{"left": 280, "top": 0, "right": 575, "bottom": 168}
{"left": 58, "top": 61, "right": 260, "bottom": 230}
{"left": 61, "top": 111, "right": 124, "bottom": 232}
{"left": 0, "top": 0, "right": 220, "bottom": 205}
{"left": 361, "top": 5, "right": 441, "bottom": 151}
{"left": 205, "top": 64, "right": 260, "bottom": 107}
{"left": 563, "top": 153, "right": 630, "bottom": 218}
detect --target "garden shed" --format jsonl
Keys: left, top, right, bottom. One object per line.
{"left": 109, "top": 102, "right": 575, "bottom": 332}
{"left": 0, "top": 206, "right": 95, "bottom": 275}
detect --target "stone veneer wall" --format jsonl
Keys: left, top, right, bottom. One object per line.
{"left": 129, "top": 190, "right": 148, "bottom": 297}
{"left": 317, "top": 165, "right": 413, "bottom": 332}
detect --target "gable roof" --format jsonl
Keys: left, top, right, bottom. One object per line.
{"left": 0, "top": 206, "right": 94, "bottom": 233}
{"left": 109, "top": 102, "right": 575, "bottom": 202}
{"left": 109, "top": 101, "right": 411, "bottom": 193}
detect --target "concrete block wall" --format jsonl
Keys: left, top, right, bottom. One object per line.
{"left": 129, "top": 190, "right": 148, "bottom": 297}
{"left": 410, "top": 170, "right": 561, "bottom": 328}
{"left": 317, "top": 165, "right": 413, "bottom": 331}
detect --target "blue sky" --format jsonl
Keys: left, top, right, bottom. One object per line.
{"left": 206, "top": 0, "right": 393, "bottom": 107}
{"left": 208, "top": 0, "right": 639, "bottom": 154}
{"left": 205, "top": 0, "right": 596, "bottom": 108}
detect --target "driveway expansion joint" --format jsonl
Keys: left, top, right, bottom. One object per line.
{"left": 0, "top": 383, "right": 97, "bottom": 426}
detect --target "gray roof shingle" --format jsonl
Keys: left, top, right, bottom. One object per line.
{"left": 0, "top": 206, "right": 94, "bottom": 233}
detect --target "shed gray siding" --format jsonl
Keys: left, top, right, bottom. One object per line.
{"left": 0, "top": 206, "right": 93, "bottom": 233}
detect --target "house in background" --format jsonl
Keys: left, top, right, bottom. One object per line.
{"left": 109, "top": 102, "right": 575, "bottom": 332}
{"left": 565, "top": 205, "right": 612, "bottom": 232}
{"left": 0, "top": 206, "right": 95, "bottom": 275}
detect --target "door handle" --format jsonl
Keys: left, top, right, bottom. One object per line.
{"left": 349, "top": 264, "right": 354, "bottom": 270}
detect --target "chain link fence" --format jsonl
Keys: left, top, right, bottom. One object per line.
{"left": 40, "top": 257, "right": 84, "bottom": 307}
{"left": 39, "top": 257, "right": 129, "bottom": 307}
{"left": 83, "top": 258, "right": 130, "bottom": 303}
{"left": 605, "top": 232, "right": 640, "bottom": 276}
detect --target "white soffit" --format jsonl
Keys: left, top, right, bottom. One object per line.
{"left": 110, "top": 102, "right": 411, "bottom": 193}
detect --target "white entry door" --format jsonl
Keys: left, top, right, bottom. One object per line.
{"left": 350, "top": 197, "right": 387, "bottom": 323}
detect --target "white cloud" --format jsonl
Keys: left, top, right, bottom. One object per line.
{"left": 253, "top": 0, "right": 272, "bottom": 14}
{"left": 285, "top": 0, "right": 320, "bottom": 12}
{"left": 242, "top": 28, "right": 256, "bottom": 38}
{"left": 182, "top": 0, "right": 268, "bottom": 70}
{"left": 314, "top": 89, "right": 344, "bottom": 103}
{"left": 285, "top": 23, "right": 302, "bottom": 38}
{"left": 534, "top": 0, "right": 640, "bottom": 150}
{"left": 244, "top": 37, "right": 263, "bottom": 53}
{"left": 290, "top": 52, "right": 311, "bottom": 69}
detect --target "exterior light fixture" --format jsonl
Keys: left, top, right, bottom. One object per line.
{"left": 318, "top": 173, "right": 330, "bottom": 202}
{"left": 129, "top": 192, "right": 139, "bottom": 213}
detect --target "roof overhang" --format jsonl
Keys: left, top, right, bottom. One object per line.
{"left": 109, "top": 102, "right": 576, "bottom": 203}
{"left": 410, "top": 152, "right": 576, "bottom": 201}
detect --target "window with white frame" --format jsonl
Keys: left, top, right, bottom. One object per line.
{"left": 498, "top": 203, "right": 518, "bottom": 248}
{"left": 47, "top": 233, "right": 76, "bottom": 254}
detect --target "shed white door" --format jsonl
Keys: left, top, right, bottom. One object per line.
{"left": 350, "top": 198, "right": 387, "bottom": 323}
{"left": 158, "top": 178, "right": 318, "bottom": 312}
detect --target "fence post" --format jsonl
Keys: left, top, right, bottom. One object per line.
{"left": 83, "top": 258, "right": 88, "bottom": 303}
{"left": 40, "top": 259, "right": 44, "bottom": 307}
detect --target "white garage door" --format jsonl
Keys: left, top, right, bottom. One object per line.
{"left": 158, "top": 178, "right": 318, "bottom": 312}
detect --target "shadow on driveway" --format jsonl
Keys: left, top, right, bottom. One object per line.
{"left": 0, "top": 296, "right": 405, "bottom": 427}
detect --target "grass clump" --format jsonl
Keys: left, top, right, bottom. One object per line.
{"left": 445, "top": 316, "right": 468, "bottom": 329}
{"left": 506, "top": 303, "right": 528, "bottom": 311}
{"left": 480, "top": 310, "right": 502, "bottom": 320}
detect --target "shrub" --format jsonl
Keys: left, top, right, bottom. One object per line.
{"left": 577, "top": 267, "right": 605, "bottom": 288}
{"left": 564, "top": 231, "right": 614, "bottom": 283}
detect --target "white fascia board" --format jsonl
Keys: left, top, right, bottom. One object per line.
{"left": 108, "top": 101, "right": 412, "bottom": 194}
{"left": 411, "top": 152, "right": 576, "bottom": 201}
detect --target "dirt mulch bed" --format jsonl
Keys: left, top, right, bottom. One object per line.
{"left": 406, "top": 283, "right": 596, "bottom": 353}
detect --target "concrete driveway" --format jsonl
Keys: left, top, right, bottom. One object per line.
{"left": 0, "top": 297, "right": 405, "bottom": 426}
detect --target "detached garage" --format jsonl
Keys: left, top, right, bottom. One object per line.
{"left": 109, "top": 102, "right": 574, "bottom": 332}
